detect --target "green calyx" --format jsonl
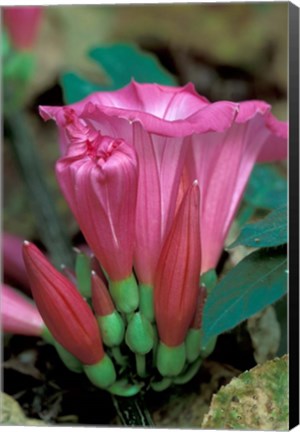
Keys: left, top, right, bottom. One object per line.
{"left": 201, "top": 269, "right": 218, "bottom": 293}
{"left": 41, "top": 326, "right": 55, "bottom": 345}
{"left": 54, "top": 341, "right": 83, "bottom": 373}
{"left": 109, "top": 273, "right": 139, "bottom": 314}
{"left": 173, "top": 358, "right": 202, "bottom": 385}
{"left": 108, "top": 379, "right": 142, "bottom": 397}
{"left": 75, "top": 251, "right": 91, "bottom": 298}
{"left": 201, "top": 335, "right": 217, "bottom": 358}
{"left": 156, "top": 342, "right": 186, "bottom": 377}
{"left": 84, "top": 354, "right": 116, "bottom": 389}
{"left": 139, "top": 284, "right": 154, "bottom": 322}
{"left": 150, "top": 377, "right": 172, "bottom": 392}
{"left": 125, "top": 312, "right": 154, "bottom": 355}
{"left": 97, "top": 311, "right": 125, "bottom": 347}
{"left": 185, "top": 328, "right": 202, "bottom": 363}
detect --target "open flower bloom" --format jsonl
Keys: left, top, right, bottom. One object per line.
{"left": 185, "top": 100, "right": 288, "bottom": 273}
{"left": 40, "top": 81, "right": 287, "bottom": 283}
{"left": 3, "top": 7, "right": 42, "bottom": 51}
{"left": 23, "top": 241, "right": 104, "bottom": 365}
{"left": 1, "top": 284, "right": 44, "bottom": 336}
{"left": 40, "top": 81, "right": 237, "bottom": 286}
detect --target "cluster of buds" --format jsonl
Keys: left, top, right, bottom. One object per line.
{"left": 5, "top": 82, "right": 287, "bottom": 396}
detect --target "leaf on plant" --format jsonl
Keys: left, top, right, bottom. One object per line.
{"left": 230, "top": 205, "right": 287, "bottom": 248}
{"left": 202, "top": 355, "right": 288, "bottom": 430}
{"left": 244, "top": 164, "right": 287, "bottom": 210}
{"left": 201, "top": 247, "right": 287, "bottom": 346}
{"left": 61, "top": 43, "right": 176, "bottom": 104}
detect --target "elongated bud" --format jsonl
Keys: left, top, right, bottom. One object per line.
{"left": 3, "top": 7, "right": 42, "bottom": 51}
{"left": 125, "top": 312, "right": 154, "bottom": 355}
{"left": 2, "top": 233, "right": 29, "bottom": 291}
{"left": 91, "top": 272, "right": 125, "bottom": 347}
{"left": 154, "top": 181, "right": 201, "bottom": 348}
{"left": 22, "top": 241, "right": 104, "bottom": 365}
{"left": 1, "top": 284, "right": 44, "bottom": 336}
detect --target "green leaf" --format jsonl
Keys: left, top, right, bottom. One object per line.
{"left": 244, "top": 164, "right": 287, "bottom": 210}
{"left": 230, "top": 205, "right": 287, "bottom": 248}
{"left": 89, "top": 43, "right": 176, "bottom": 87}
{"left": 201, "top": 247, "right": 287, "bottom": 346}
{"left": 61, "top": 43, "right": 176, "bottom": 104}
{"left": 60, "top": 72, "right": 103, "bottom": 104}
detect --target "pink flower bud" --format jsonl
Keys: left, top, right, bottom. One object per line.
{"left": 2, "top": 232, "right": 29, "bottom": 290}
{"left": 154, "top": 181, "right": 201, "bottom": 347}
{"left": 3, "top": 7, "right": 42, "bottom": 51}
{"left": 23, "top": 242, "right": 104, "bottom": 365}
{"left": 55, "top": 125, "right": 138, "bottom": 283}
{"left": 1, "top": 284, "right": 44, "bottom": 336}
{"left": 91, "top": 272, "right": 115, "bottom": 317}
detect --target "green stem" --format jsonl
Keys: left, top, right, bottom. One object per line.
{"left": 135, "top": 353, "right": 146, "bottom": 377}
{"left": 112, "top": 394, "right": 154, "bottom": 426}
{"left": 111, "top": 346, "right": 127, "bottom": 366}
{"left": 4, "top": 105, "right": 73, "bottom": 269}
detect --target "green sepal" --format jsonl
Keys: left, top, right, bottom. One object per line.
{"left": 139, "top": 284, "right": 154, "bottom": 322}
{"left": 75, "top": 250, "right": 91, "bottom": 298}
{"left": 41, "top": 326, "right": 55, "bottom": 345}
{"left": 84, "top": 354, "right": 116, "bottom": 389}
{"left": 201, "top": 335, "right": 217, "bottom": 358}
{"left": 125, "top": 312, "right": 154, "bottom": 354}
{"left": 201, "top": 269, "right": 218, "bottom": 293}
{"left": 97, "top": 311, "right": 125, "bottom": 347}
{"left": 109, "top": 273, "right": 139, "bottom": 313}
{"left": 150, "top": 377, "right": 172, "bottom": 392}
{"left": 3, "top": 51, "right": 35, "bottom": 82}
{"left": 185, "top": 328, "right": 202, "bottom": 363}
{"left": 54, "top": 341, "right": 83, "bottom": 373}
{"left": 156, "top": 342, "right": 186, "bottom": 377}
{"left": 108, "top": 379, "right": 142, "bottom": 397}
{"left": 173, "top": 358, "right": 202, "bottom": 385}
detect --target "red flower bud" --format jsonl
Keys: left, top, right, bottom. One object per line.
{"left": 23, "top": 241, "right": 104, "bottom": 365}
{"left": 154, "top": 181, "right": 201, "bottom": 347}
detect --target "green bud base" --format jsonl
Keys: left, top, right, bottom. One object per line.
{"left": 185, "top": 328, "right": 202, "bottom": 363}
{"left": 139, "top": 284, "right": 154, "bottom": 322}
{"left": 156, "top": 342, "right": 186, "bottom": 377}
{"left": 109, "top": 273, "right": 139, "bottom": 314}
{"left": 97, "top": 311, "right": 125, "bottom": 347}
{"left": 125, "top": 312, "right": 154, "bottom": 354}
{"left": 84, "top": 354, "right": 116, "bottom": 389}
{"left": 54, "top": 342, "right": 83, "bottom": 373}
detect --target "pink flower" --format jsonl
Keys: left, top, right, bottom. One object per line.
{"left": 54, "top": 127, "right": 138, "bottom": 283}
{"left": 1, "top": 284, "right": 44, "bottom": 336}
{"left": 185, "top": 100, "right": 288, "bottom": 273}
{"left": 40, "top": 81, "right": 237, "bottom": 286}
{"left": 3, "top": 7, "right": 42, "bottom": 51}
{"left": 23, "top": 241, "right": 104, "bottom": 365}
{"left": 2, "top": 232, "right": 29, "bottom": 290}
{"left": 40, "top": 82, "right": 287, "bottom": 282}
{"left": 154, "top": 181, "right": 201, "bottom": 347}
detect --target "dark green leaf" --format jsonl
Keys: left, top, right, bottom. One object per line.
{"left": 244, "top": 164, "right": 287, "bottom": 210}
{"left": 230, "top": 205, "right": 287, "bottom": 248}
{"left": 201, "top": 247, "right": 287, "bottom": 346}
{"left": 89, "top": 43, "right": 176, "bottom": 87}
{"left": 61, "top": 43, "right": 176, "bottom": 104}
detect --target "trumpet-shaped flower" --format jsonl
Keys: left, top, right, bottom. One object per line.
{"left": 23, "top": 241, "right": 104, "bottom": 365}
{"left": 185, "top": 100, "right": 288, "bottom": 273}
{"left": 3, "top": 7, "right": 42, "bottom": 50}
{"left": 1, "top": 284, "right": 44, "bottom": 336}
{"left": 40, "top": 81, "right": 237, "bottom": 287}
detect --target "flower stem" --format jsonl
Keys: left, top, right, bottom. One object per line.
{"left": 135, "top": 353, "right": 147, "bottom": 377}
{"left": 111, "top": 346, "right": 127, "bottom": 366}
{"left": 112, "top": 394, "right": 154, "bottom": 426}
